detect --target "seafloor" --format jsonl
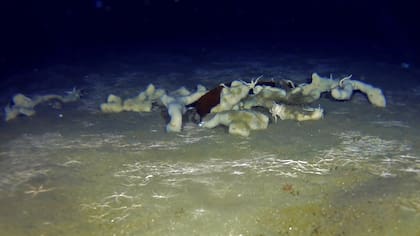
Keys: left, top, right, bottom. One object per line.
{"left": 0, "top": 48, "right": 419, "bottom": 235}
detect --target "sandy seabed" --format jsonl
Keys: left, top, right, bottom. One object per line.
{"left": 0, "top": 50, "right": 419, "bottom": 235}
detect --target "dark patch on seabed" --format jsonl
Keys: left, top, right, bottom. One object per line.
{"left": 0, "top": 48, "right": 420, "bottom": 236}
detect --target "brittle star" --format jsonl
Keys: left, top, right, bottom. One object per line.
{"left": 24, "top": 185, "right": 55, "bottom": 198}
{"left": 103, "top": 192, "right": 134, "bottom": 203}
{"left": 240, "top": 75, "right": 263, "bottom": 89}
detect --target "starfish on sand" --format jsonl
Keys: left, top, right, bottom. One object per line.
{"left": 24, "top": 185, "right": 54, "bottom": 198}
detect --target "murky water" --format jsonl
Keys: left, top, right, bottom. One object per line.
{"left": 1, "top": 52, "right": 419, "bottom": 235}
